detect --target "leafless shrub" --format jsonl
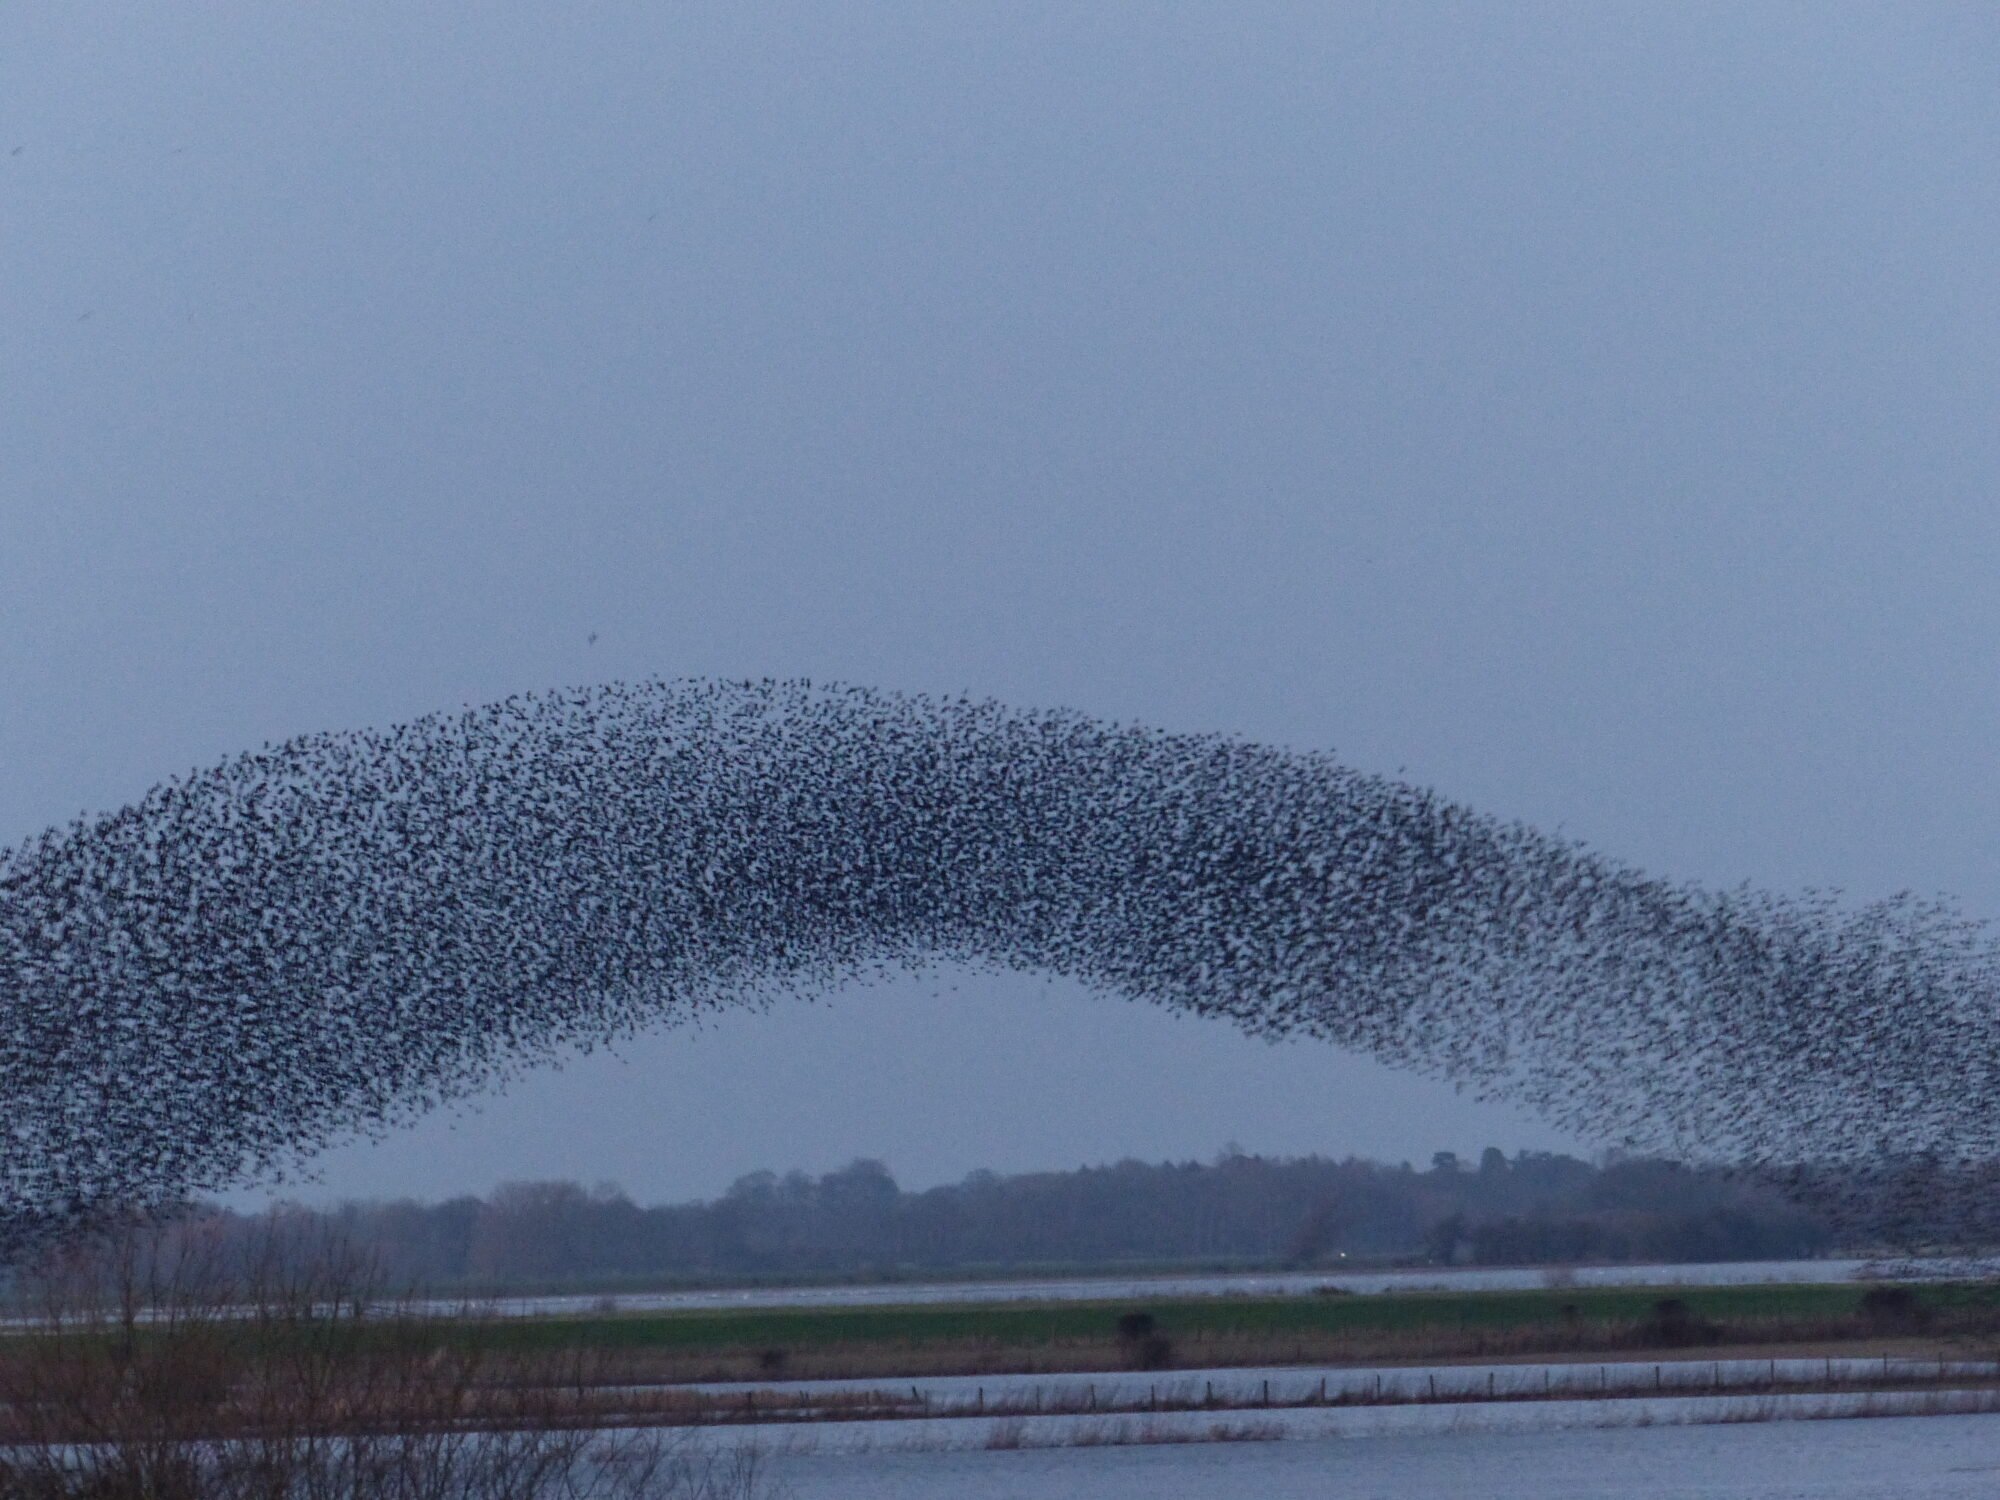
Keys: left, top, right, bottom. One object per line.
{"left": 0, "top": 1215, "right": 780, "bottom": 1500}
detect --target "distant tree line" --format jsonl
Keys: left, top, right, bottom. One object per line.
{"left": 168, "top": 1147, "right": 1836, "bottom": 1289}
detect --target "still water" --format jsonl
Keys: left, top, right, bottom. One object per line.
{"left": 762, "top": 1412, "right": 2000, "bottom": 1499}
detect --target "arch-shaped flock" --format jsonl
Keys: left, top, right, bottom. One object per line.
{"left": 1, "top": 680, "right": 1994, "bottom": 1257}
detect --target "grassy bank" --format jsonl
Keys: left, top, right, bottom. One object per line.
{"left": 425, "top": 1280, "right": 2000, "bottom": 1382}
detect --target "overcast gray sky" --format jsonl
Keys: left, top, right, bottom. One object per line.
{"left": 4, "top": 4, "right": 1996, "bottom": 1207}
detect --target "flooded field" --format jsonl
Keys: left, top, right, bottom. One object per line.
{"left": 762, "top": 1410, "right": 2000, "bottom": 1498}
{"left": 717, "top": 1386, "right": 2000, "bottom": 1452}
{"left": 678, "top": 1354, "right": 2000, "bottom": 1410}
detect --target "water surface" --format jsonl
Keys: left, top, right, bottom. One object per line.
{"left": 764, "top": 1412, "right": 2000, "bottom": 1498}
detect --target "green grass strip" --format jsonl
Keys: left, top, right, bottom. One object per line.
{"left": 440, "top": 1281, "right": 2000, "bottom": 1356}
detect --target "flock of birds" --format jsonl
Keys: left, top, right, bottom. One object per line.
{"left": 1, "top": 678, "right": 1995, "bottom": 1258}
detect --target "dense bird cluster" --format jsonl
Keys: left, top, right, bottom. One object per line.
{"left": 1, "top": 680, "right": 1995, "bottom": 1258}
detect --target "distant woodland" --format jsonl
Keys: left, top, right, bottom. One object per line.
{"left": 180, "top": 1149, "right": 1836, "bottom": 1289}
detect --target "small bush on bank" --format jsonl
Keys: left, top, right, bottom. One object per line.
{"left": 1114, "top": 1310, "right": 1174, "bottom": 1369}
{"left": 1635, "top": 1297, "right": 1723, "bottom": 1348}
{"left": 1859, "top": 1285, "right": 1928, "bottom": 1331}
